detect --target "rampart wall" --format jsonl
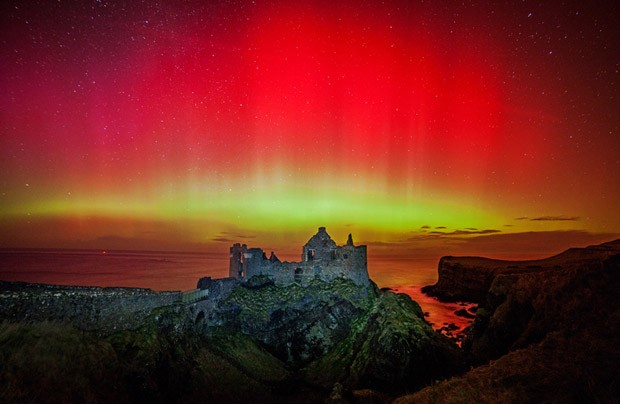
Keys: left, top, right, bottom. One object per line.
{"left": 0, "top": 281, "right": 181, "bottom": 335}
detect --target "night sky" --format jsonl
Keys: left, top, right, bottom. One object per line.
{"left": 1, "top": 0, "right": 619, "bottom": 261}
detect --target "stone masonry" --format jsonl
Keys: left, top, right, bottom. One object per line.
{"left": 228, "top": 227, "right": 369, "bottom": 287}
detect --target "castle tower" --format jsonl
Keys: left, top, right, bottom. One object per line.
{"left": 269, "top": 252, "right": 280, "bottom": 263}
{"left": 302, "top": 227, "right": 337, "bottom": 262}
{"left": 229, "top": 243, "right": 247, "bottom": 279}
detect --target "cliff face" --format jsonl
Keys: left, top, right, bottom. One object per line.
{"left": 423, "top": 239, "right": 620, "bottom": 303}
{"left": 192, "top": 278, "right": 462, "bottom": 395}
{"left": 397, "top": 239, "right": 620, "bottom": 403}
{"left": 467, "top": 248, "right": 620, "bottom": 363}
{"left": 0, "top": 276, "right": 461, "bottom": 401}
{"left": 195, "top": 277, "right": 375, "bottom": 365}
{"left": 191, "top": 277, "right": 461, "bottom": 393}
{"left": 305, "top": 291, "right": 461, "bottom": 394}
{"left": 423, "top": 257, "right": 499, "bottom": 302}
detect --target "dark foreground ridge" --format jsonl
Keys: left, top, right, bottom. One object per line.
{"left": 1, "top": 232, "right": 618, "bottom": 403}
{"left": 0, "top": 228, "right": 459, "bottom": 403}
{"left": 400, "top": 239, "right": 620, "bottom": 403}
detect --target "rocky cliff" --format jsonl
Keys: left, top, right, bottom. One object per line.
{"left": 422, "top": 239, "right": 620, "bottom": 302}
{"left": 0, "top": 275, "right": 460, "bottom": 402}
{"left": 196, "top": 277, "right": 375, "bottom": 365}
{"left": 304, "top": 291, "right": 461, "bottom": 394}
{"left": 466, "top": 241, "right": 620, "bottom": 363}
{"left": 189, "top": 276, "right": 462, "bottom": 395}
{"left": 397, "top": 239, "right": 620, "bottom": 403}
{"left": 6, "top": 239, "right": 616, "bottom": 402}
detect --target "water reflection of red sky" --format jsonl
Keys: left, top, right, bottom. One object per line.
{"left": 391, "top": 285, "right": 476, "bottom": 335}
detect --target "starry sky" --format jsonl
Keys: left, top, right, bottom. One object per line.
{"left": 1, "top": 0, "right": 619, "bottom": 263}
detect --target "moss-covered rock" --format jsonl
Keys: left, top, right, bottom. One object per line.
{"left": 208, "top": 278, "right": 377, "bottom": 366}
{"left": 0, "top": 277, "right": 464, "bottom": 402}
{"left": 305, "top": 291, "right": 462, "bottom": 394}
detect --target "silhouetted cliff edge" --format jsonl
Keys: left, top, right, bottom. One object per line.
{"left": 398, "top": 239, "right": 620, "bottom": 403}
{"left": 422, "top": 239, "right": 620, "bottom": 302}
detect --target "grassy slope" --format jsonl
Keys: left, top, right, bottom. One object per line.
{"left": 0, "top": 280, "right": 463, "bottom": 402}
{"left": 0, "top": 305, "right": 292, "bottom": 403}
{"left": 395, "top": 325, "right": 620, "bottom": 403}
{"left": 0, "top": 321, "right": 126, "bottom": 403}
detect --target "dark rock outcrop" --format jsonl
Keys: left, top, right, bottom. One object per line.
{"left": 467, "top": 247, "right": 620, "bottom": 364}
{"left": 196, "top": 278, "right": 374, "bottom": 366}
{"left": 422, "top": 256, "right": 500, "bottom": 302}
{"left": 397, "top": 239, "right": 620, "bottom": 403}
{"left": 395, "top": 326, "right": 620, "bottom": 404}
{"left": 423, "top": 239, "right": 620, "bottom": 302}
{"left": 305, "top": 291, "right": 462, "bottom": 394}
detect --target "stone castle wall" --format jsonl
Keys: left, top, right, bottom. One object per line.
{"left": 0, "top": 281, "right": 181, "bottom": 335}
{"left": 229, "top": 228, "right": 369, "bottom": 287}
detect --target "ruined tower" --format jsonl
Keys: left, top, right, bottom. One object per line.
{"left": 229, "top": 243, "right": 247, "bottom": 279}
{"left": 302, "top": 226, "right": 337, "bottom": 262}
{"left": 228, "top": 227, "right": 369, "bottom": 287}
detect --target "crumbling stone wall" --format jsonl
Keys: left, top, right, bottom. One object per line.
{"left": 190, "top": 276, "right": 237, "bottom": 328}
{"left": 0, "top": 281, "right": 181, "bottom": 335}
{"left": 302, "top": 226, "right": 337, "bottom": 262}
{"left": 228, "top": 227, "right": 369, "bottom": 287}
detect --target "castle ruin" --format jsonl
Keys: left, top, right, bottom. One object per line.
{"left": 228, "top": 227, "right": 369, "bottom": 287}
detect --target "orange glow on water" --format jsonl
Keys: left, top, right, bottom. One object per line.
{"left": 392, "top": 285, "right": 476, "bottom": 338}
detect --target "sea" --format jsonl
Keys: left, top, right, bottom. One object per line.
{"left": 0, "top": 249, "right": 475, "bottom": 334}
